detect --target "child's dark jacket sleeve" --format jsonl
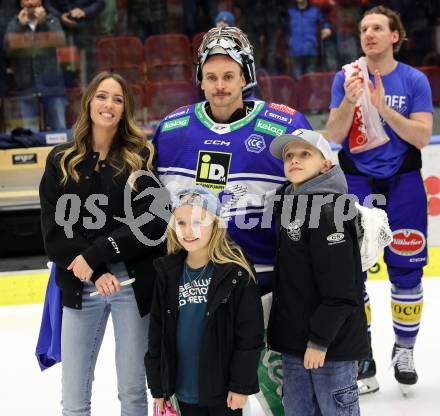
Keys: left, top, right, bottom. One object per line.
{"left": 308, "top": 203, "right": 360, "bottom": 348}
{"left": 228, "top": 275, "right": 265, "bottom": 395}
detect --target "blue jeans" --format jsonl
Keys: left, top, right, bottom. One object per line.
{"left": 61, "top": 262, "right": 149, "bottom": 416}
{"left": 19, "top": 95, "right": 66, "bottom": 131}
{"left": 282, "top": 354, "right": 359, "bottom": 416}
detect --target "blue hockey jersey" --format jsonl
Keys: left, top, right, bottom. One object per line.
{"left": 153, "top": 100, "right": 312, "bottom": 269}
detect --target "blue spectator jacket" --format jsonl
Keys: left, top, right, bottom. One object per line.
{"left": 287, "top": 5, "right": 331, "bottom": 57}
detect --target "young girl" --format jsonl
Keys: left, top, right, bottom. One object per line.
{"left": 145, "top": 186, "right": 264, "bottom": 416}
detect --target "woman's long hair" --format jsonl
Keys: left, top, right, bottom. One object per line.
{"left": 166, "top": 212, "right": 255, "bottom": 280}
{"left": 59, "top": 71, "right": 154, "bottom": 185}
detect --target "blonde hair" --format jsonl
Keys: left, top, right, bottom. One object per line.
{"left": 167, "top": 212, "right": 255, "bottom": 280}
{"left": 59, "top": 71, "right": 155, "bottom": 186}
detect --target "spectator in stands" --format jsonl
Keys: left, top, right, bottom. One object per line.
{"left": 96, "top": 0, "right": 117, "bottom": 36}
{"left": 5, "top": 0, "right": 66, "bottom": 131}
{"left": 39, "top": 71, "right": 168, "bottom": 415}
{"left": 215, "top": 10, "right": 235, "bottom": 28}
{"left": 311, "top": 0, "right": 338, "bottom": 71}
{"left": 0, "top": 1, "right": 19, "bottom": 100}
{"left": 286, "top": 0, "right": 332, "bottom": 79}
{"left": 127, "top": 0, "right": 167, "bottom": 42}
{"left": 45, "top": 0, "right": 104, "bottom": 84}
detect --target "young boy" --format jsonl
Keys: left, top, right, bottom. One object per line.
{"left": 267, "top": 129, "right": 369, "bottom": 415}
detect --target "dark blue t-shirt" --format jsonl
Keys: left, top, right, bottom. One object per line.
{"left": 175, "top": 262, "right": 213, "bottom": 404}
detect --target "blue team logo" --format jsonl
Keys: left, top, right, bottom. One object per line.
{"left": 245, "top": 134, "right": 266, "bottom": 154}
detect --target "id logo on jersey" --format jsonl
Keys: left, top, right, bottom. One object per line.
{"left": 196, "top": 151, "right": 232, "bottom": 191}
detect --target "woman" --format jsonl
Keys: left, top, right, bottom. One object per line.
{"left": 39, "top": 71, "right": 168, "bottom": 416}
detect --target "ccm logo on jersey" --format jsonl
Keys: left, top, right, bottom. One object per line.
{"left": 204, "top": 139, "right": 231, "bottom": 146}
{"left": 107, "top": 237, "right": 120, "bottom": 254}
{"left": 389, "top": 229, "right": 426, "bottom": 256}
{"left": 268, "top": 102, "right": 296, "bottom": 116}
{"left": 327, "top": 232, "right": 345, "bottom": 244}
{"left": 264, "top": 110, "right": 292, "bottom": 124}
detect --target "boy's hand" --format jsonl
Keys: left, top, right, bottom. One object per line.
{"left": 227, "top": 391, "right": 248, "bottom": 410}
{"left": 304, "top": 347, "right": 326, "bottom": 369}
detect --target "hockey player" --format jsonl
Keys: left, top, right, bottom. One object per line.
{"left": 326, "top": 6, "right": 433, "bottom": 395}
{"left": 152, "top": 27, "right": 312, "bottom": 293}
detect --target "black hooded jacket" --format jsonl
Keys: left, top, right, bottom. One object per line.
{"left": 267, "top": 166, "right": 369, "bottom": 361}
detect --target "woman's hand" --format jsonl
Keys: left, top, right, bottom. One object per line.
{"left": 304, "top": 347, "right": 326, "bottom": 369}
{"left": 94, "top": 273, "right": 121, "bottom": 296}
{"left": 68, "top": 255, "right": 93, "bottom": 282}
{"left": 227, "top": 391, "right": 248, "bottom": 410}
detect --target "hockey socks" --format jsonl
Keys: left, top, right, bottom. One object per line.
{"left": 391, "top": 283, "right": 423, "bottom": 347}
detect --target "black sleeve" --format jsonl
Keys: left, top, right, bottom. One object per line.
{"left": 81, "top": 169, "right": 170, "bottom": 271}
{"left": 308, "top": 204, "right": 359, "bottom": 347}
{"left": 80, "top": 0, "right": 105, "bottom": 19}
{"left": 144, "top": 274, "right": 164, "bottom": 398}
{"left": 228, "top": 275, "right": 265, "bottom": 395}
{"left": 44, "top": 1, "right": 62, "bottom": 18}
{"left": 4, "top": 17, "right": 22, "bottom": 51}
{"left": 39, "top": 147, "right": 95, "bottom": 269}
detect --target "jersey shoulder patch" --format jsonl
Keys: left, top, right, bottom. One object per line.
{"left": 258, "top": 102, "right": 297, "bottom": 127}
{"left": 268, "top": 102, "right": 297, "bottom": 116}
{"left": 162, "top": 104, "right": 195, "bottom": 121}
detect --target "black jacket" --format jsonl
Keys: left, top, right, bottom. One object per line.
{"left": 267, "top": 166, "right": 369, "bottom": 361}
{"left": 39, "top": 142, "right": 169, "bottom": 316}
{"left": 144, "top": 251, "right": 264, "bottom": 406}
{"left": 45, "top": 0, "right": 105, "bottom": 21}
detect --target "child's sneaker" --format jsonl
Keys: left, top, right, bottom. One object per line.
{"left": 357, "top": 357, "right": 380, "bottom": 395}
{"left": 391, "top": 343, "right": 418, "bottom": 396}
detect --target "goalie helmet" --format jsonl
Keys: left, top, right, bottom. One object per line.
{"left": 196, "top": 26, "right": 256, "bottom": 93}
